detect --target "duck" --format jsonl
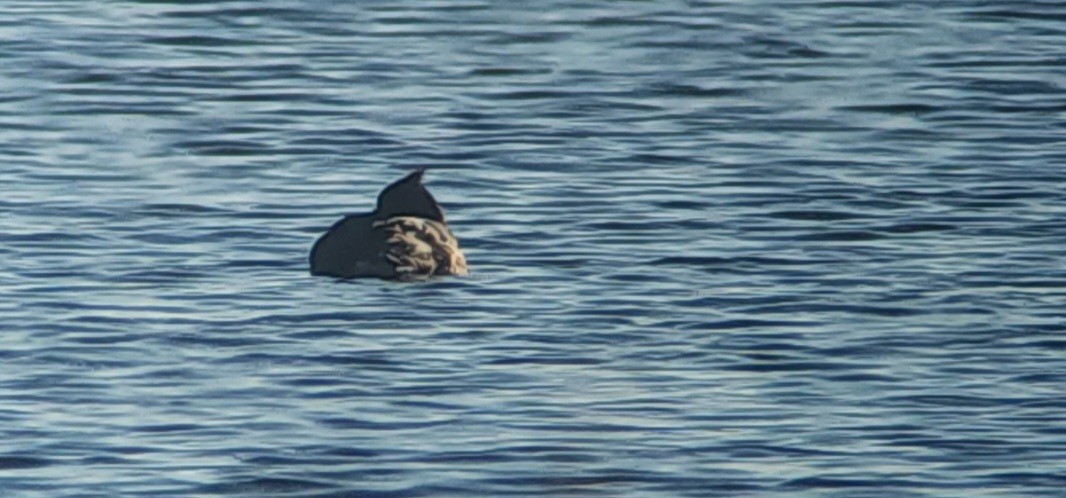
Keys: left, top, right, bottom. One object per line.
{"left": 309, "top": 170, "right": 468, "bottom": 281}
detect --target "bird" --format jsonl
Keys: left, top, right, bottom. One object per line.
{"left": 309, "top": 170, "right": 467, "bottom": 281}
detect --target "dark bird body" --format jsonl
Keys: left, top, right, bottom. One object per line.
{"left": 309, "top": 170, "right": 467, "bottom": 281}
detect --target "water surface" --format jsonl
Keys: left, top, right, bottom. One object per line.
{"left": 2, "top": 1, "right": 1064, "bottom": 497}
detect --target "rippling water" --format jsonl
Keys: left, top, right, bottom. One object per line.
{"left": 2, "top": 1, "right": 1065, "bottom": 497}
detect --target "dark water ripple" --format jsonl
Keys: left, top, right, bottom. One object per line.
{"left": 2, "top": 1, "right": 1065, "bottom": 497}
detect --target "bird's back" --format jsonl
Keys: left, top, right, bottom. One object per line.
{"left": 309, "top": 214, "right": 395, "bottom": 279}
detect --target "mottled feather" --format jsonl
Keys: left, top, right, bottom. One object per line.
{"left": 373, "top": 216, "right": 468, "bottom": 281}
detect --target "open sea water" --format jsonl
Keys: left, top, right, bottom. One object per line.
{"left": 2, "top": 1, "right": 1064, "bottom": 497}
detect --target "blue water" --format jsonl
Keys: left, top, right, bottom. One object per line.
{"left": 2, "top": 1, "right": 1065, "bottom": 497}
